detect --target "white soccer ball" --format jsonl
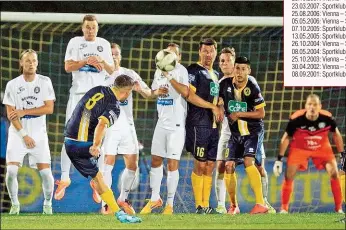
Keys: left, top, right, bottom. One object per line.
{"left": 155, "top": 49, "right": 177, "bottom": 72}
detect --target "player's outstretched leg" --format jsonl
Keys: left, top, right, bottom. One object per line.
{"left": 325, "top": 160, "right": 343, "bottom": 213}
{"left": 93, "top": 172, "right": 141, "bottom": 223}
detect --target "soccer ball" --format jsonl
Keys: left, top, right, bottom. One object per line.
{"left": 155, "top": 49, "right": 177, "bottom": 71}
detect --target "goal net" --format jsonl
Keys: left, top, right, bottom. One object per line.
{"left": 1, "top": 12, "right": 344, "bottom": 213}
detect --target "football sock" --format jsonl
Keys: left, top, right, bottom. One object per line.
{"left": 39, "top": 168, "right": 54, "bottom": 206}
{"left": 119, "top": 168, "right": 136, "bottom": 201}
{"left": 330, "top": 178, "right": 343, "bottom": 211}
{"left": 245, "top": 165, "right": 264, "bottom": 205}
{"left": 215, "top": 172, "right": 226, "bottom": 207}
{"left": 100, "top": 189, "right": 120, "bottom": 213}
{"left": 191, "top": 172, "right": 204, "bottom": 208}
{"left": 167, "top": 169, "right": 179, "bottom": 206}
{"left": 281, "top": 179, "right": 294, "bottom": 211}
{"left": 224, "top": 172, "right": 238, "bottom": 206}
{"left": 261, "top": 172, "right": 269, "bottom": 201}
{"left": 60, "top": 145, "right": 71, "bottom": 181}
{"left": 5, "top": 165, "right": 19, "bottom": 205}
{"left": 102, "top": 164, "right": 114, "bottom": 207}
{"left": 202, "top": 175, "right": 213, "bottom": 207}
{"left": 150, "top": 165, "right": 163, "bottom": 201}
{"left": 340, "top": 174, "right": 345, "bottom": 203}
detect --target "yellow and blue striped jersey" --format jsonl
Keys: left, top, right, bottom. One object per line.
{"left": 64, "top": 86, "right": 120, "bottom": 142}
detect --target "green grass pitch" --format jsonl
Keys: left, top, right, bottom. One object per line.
{"left": 1, "top": 213, "right": 345, "bottom": 229}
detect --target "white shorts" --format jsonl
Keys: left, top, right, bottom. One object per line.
{"left": 103, "top": 108, "right": 139, "bottom": 155}
{"left": 6, "top": 131, "right": 51, "bottom": 166}
{"left": 65, "top": 93, "right": 84, "bottom": 124}
{"left": 151, "top": 125, "right": 185, "bottom": 160}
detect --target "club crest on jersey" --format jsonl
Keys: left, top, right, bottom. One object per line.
{"left": 17, "top": 86, "right": 25, "bottom": 94}
{"left": 34, "top": 86, "right": 40, "bottom": 94}
{"left": 79, "top": 43, "right": 87, "bottom": 50}
{"left": 244, "top": 87, "right": 251, "bottom": 96}
{"left": 318, "top": 122, "right": 326, "bottom": 129}
{"left": 97, "top": 46, "right": 103, "bottom": 52}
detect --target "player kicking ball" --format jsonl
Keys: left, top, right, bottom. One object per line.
{"left": 274, "top": 94, "right": 344, "bottom": 214}
{"left": 63, "top": 74, "right": 141, "bottom": 223}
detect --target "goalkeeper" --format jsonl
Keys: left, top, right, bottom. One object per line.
{"left": 273, "top": 94, "right": 344, "bottom": 214}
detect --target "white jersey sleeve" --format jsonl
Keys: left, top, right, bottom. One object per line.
{"left": 65, "top": 37, "right": 79, "bottom": 61}
{"left": 3, "top": 81, "right": 15, "bottom": 107}
{"left": 41, "top": 77, "right": 56, "bottom": 101}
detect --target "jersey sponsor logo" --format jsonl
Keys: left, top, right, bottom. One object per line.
{"left": 210, "top": 82, "right": 219, "bottom": 96}
{"left": 79, "top": 65, "right": 100, "bottom": 73}
{"left": 120, "top": 100, "right": 128, "bottom": 106}
{"left": 97, "top": 46, "right": 103, "bottom": 52}
{"left": 318, "top": 122, "right": 326, "bottom": 128}
{"left": 17, "top": 86, "right": 25, "bottom": 94}
{"left": 157, "top": 98, "right": 173, "bottom": 106}
{"left": 228, "top": 100, "right": 247, "bottom": 112}
{"left": 21, "top": 96, "right": 38, "bottom": 101}
{"left": 244, "top": 87, "right": 251, "bottom": 96}
{"left": 227, "top": 87, "right": 232, "bottom": 93}
{"left": 308, "top": 126, "right": 316, "bottom": 132}
{"left": 304, "top": 136, "right": 322, "bottom": 150}
{"left": 34, "top": 86, "right": 40, "bottom": 94}
{"left": 79, "top": 43, "right": 87, "bottom": 50}
{"left": 26, "top": 100, "right": 33, "bottom": 106}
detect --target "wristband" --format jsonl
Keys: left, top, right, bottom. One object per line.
{"left": 19, "top": 129, "right": 28, "bottom": 137}
{"left": 277, "top": 155, "right": 283, "bottom": 161}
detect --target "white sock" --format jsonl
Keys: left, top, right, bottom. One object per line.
{"left": 102, "top": 164, "right": 114, "bottom": 207}
{"left": 150, "top": 165, "right": 163, "bottom": 201}
{"left": 5, "top": 165, "right": 19, "bottom": 205}
{"left": 61, "top": 144, "right": 71, "bottom": 181}
{"left": 216, "top": 172, "right": 226, "bottom": 207}
{"left": 119, "top": 168, "right": 136, "bottom": 202}
{"left": 166, "top": 169, "right": 179, "bottom": 206}
{"left": 97, "top": 151, "right": 105, "bottom": 174}
{"left": 262, "top": 171, "right": 269, "bottom": 201}
{"left": 39, "top": 168, "right": 54, "bottom": 206}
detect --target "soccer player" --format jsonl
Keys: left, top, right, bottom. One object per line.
{"left": 139, "top": 43, "right": 189, "bottom": 215}
{"left": 339, "top": 150, "right": 345, "bottom": 222}
{"left": 185, "top": 38, "right": 222, "bottom": 214}
{"left": 3, "top": 49, "right": 55, "bottom": 214}
{"left": 55, "top": 14, "right": 114, "bottom": 201}
{"left": 99, "top": 43, "right": 152, "bottom": 215}
{"left": 215, "top": 49, "right": 276, "bottom": 215}
{"left": 64, "top": 74, "right": 141, "bottom": 223}
{"left": 219, "top": 56, "right": 269, "bottom": 214}
{"left": 273, "top": 94, "right": 344, "bottom": 214}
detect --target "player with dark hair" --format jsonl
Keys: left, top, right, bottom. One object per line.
{"left": 63, "top": 74, "right": 141, "bottom": 223}
{"left": 219, "top": 56, "right": 269, "bottom": 214}
{"left": 185, "top": 37, "right": 222, "bottom": 214}
{"left": 273, "top": 94, "right": 344, "bottom": 214}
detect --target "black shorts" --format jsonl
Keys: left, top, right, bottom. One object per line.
{"left": 185, "top": 125, "right": 219, "bottom": 162}
{"left": 226, "top": 130, "right": 264, "bottom": 166}
{"left": 64, "top": 138, "right": 99, "bottom": 178}
{"left": 341, "top": 153, "right": 346, "bottom": 172}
